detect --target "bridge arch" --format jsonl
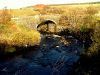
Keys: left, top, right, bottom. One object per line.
{"left": 37, "top": 20, "right": 57, "bottom": 33}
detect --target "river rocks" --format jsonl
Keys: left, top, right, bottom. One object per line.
{"left": 0, "top": 58, "right": 28, "bottom": 75}
{"left": 0, "top": 34, "right": 84, "bottom": 75}
{"left": 14, "top": 62, "right": 52, "bottom": 75}
{"left": 37, "top": 50, "right": 62, "bottom": 66}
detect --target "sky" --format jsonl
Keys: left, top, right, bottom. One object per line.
{"left": 0, "top": 0, "right": 100, "bottom": 9}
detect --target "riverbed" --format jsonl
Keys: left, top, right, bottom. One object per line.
{"left": 0, "top": 34, "right": 84, "bottom": 75}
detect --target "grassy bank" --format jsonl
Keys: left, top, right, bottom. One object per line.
{"left": 0, "top": 21, "right": 41, "bottom": 53}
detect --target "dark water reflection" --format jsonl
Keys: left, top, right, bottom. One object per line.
{"left": 0, "top": 34, "right": 84, "bottom": 75}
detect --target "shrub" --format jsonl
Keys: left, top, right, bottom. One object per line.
{"left": 87, "top": 22, "right": 100, "bottom": 55}
{"left": 0, "top": 7, "right": 11, "bottom": 24}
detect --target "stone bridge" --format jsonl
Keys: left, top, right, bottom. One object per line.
{"left": 12, "top": 14, "right": 65, "bottom": 33}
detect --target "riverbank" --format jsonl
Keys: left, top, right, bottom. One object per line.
{"left": 69, "top": 52, "right": 100, "bottom": 75}
{"left": 0, "top": 23, "right": 41, "bottom": 53}
{"left": 0, "top": 45, "right": 40, "bottom": 60}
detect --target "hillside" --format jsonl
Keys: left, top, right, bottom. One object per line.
{"left": 13, "top": 3, "right": 100, "bottom": 16}
{"left": 0, "top": 2, "right": 100, "bottom": 17}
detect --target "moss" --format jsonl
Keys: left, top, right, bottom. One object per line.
{"left": 5, "top": 46, "right": 16, "bottom": 53}
{"left": 80, "top": 26, "right": 89, "bottom": 32}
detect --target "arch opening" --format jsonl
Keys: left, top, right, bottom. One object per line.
{"left": 37, "top": 20, "right": 57, "bottom": 33}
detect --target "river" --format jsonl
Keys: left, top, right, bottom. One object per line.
{"left": 0, "top": 34, "right": 84, "bottom": 75}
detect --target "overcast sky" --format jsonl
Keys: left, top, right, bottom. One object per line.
{"left": 0, "top": 0, "right": 100, "bottom": 9}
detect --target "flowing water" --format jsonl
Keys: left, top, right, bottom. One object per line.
{"left": 0, "top": 34, "right": 84, "bottom": 75}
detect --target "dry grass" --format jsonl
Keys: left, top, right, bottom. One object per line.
{"left": 0, "top": 22, "right": 41, "bottom": 47}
